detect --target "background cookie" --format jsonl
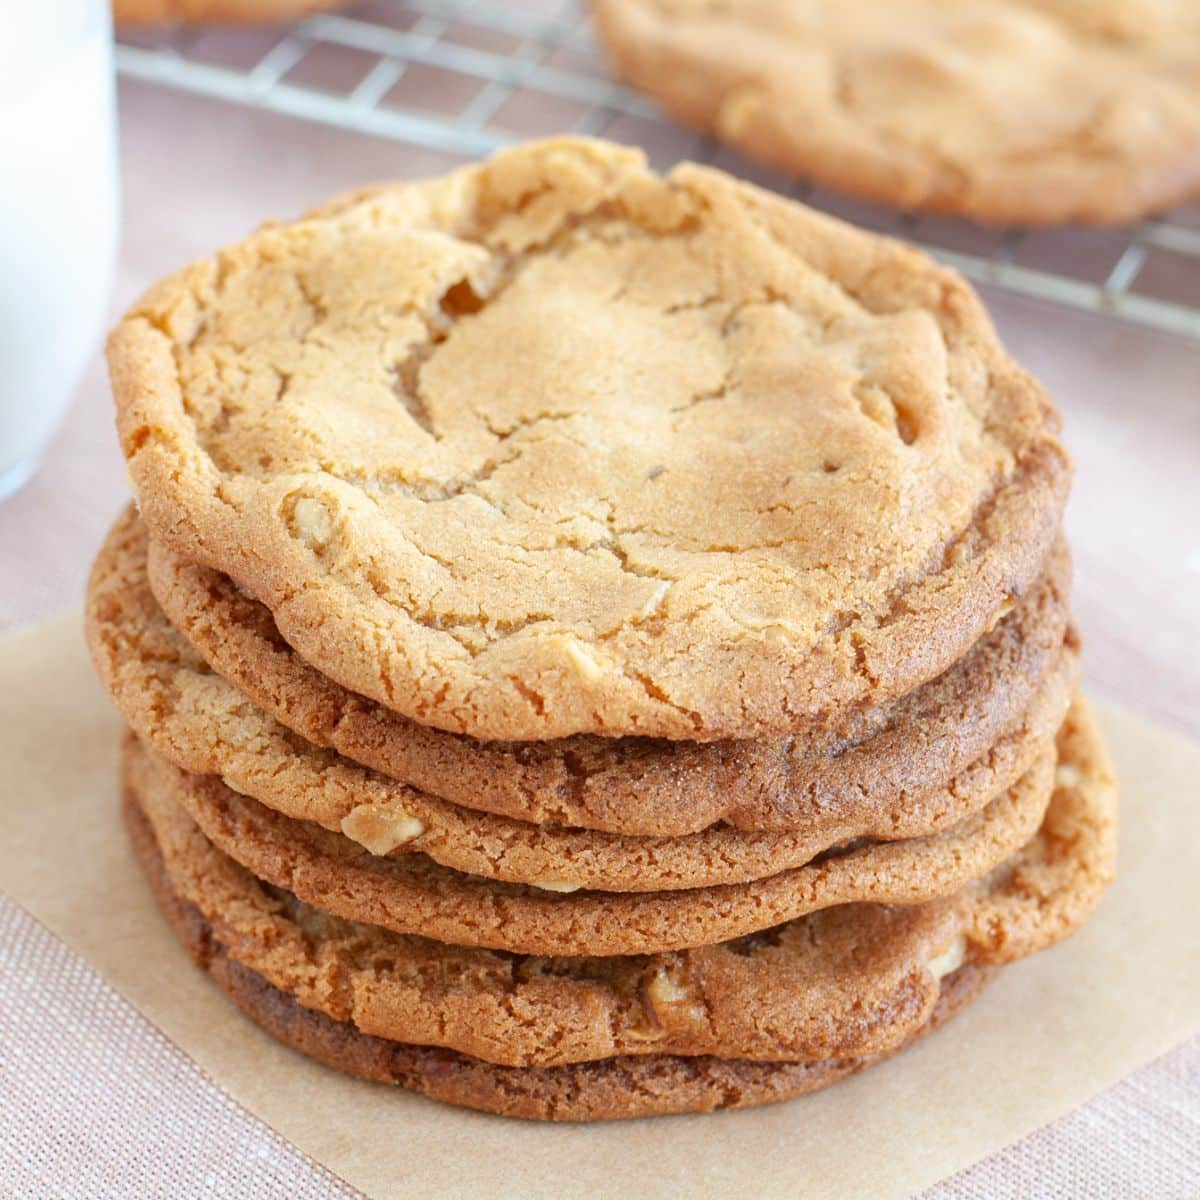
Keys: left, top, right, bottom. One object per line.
{"left": 109, "top": 138, "right": 1069, "bottom": 740}
{"left": 591, "top": 1, "right": 1200, "bottom": 225}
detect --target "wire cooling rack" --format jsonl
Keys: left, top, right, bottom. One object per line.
{"left": 115, "top": 0, "right": 1200, "bottom": 340}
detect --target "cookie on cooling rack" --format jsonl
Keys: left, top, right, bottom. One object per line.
{"left": 591, "top": 0, "right": 1200, "bottom": 225}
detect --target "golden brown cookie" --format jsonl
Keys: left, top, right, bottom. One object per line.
{"left": 109, "top": 138, "right": 1069, "bottom": 741}
{"left": 965, "top": 702, "right": 1119, "bottom": 961}
{"left": 122, "top": 701, "right": 1116, "bottom": 1068}
{"left": 127, "top": 729, "right": 1060, "bottom": 955}
{"left": 591, "top": 1, "right": 1200, "bottom": 226}
{"left": 89, "top": 508, "right": 1075, "bottom": 892}
{"left": 146, "top": 509, "right": 1077, "bottom": 837}
{"left": 126, "top": 743, "right": 967, "bottom": 1067}
{"left": 127, "top": 780, "right": 995, "bottom": 1118}
{"left": 210, "top": 958, "right": 992, "bottom": 1121}
{"left": 113, "top": 0, "right": 346, "bottom": 25}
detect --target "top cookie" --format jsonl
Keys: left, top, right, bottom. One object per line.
{"left": 591, "top": 1, "right": 1200, "bottom": 225}
{"left": 110, "top": 138, "right": 1068, "bottom": 740}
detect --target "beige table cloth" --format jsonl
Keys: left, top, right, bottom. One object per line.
{"left": 0, "top": 67, "right": 1197, "bottom": 1198}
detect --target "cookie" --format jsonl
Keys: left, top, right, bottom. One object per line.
{"left": 128, "top": 730, "right": 1059, "bottom": 955}
{"left": 128, "top": 778, "right": 995, "bottom": 1118}
{"left": 147, "top": 510, "right": 1077, "bottom": 837}
{"left": 965, "top": 702, "right": 1119, "bottom": 961}
{"left": 113, "top": 0, "right": 346, "bottom": 24}
{"left": 109, "top": 137, "right": 1069, "bottom": 740}
{"left": 591, "top": 2, "right": 1200, "bottom": 226}
{"left": 90, "top": 508, "right": 1075, "bottom": 892}
{"left": 125, "top": 743, "right": 968, "bottom": 1067}
{"left": 91, "top": 511, "right": 1070, "bottom": 902}
{"left": 212, "top": 959, "right": 992, "bottom": 1121}
{"left": 123, "top": 704, "right": 1115, "bottom": 1067}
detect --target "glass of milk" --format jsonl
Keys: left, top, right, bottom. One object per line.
{"left": 0, "top": 1, "right": 119, "bottom": 501}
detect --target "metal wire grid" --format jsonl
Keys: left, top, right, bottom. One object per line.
{"left": 115, "top": 0, "right": 1200, "bottom": 341}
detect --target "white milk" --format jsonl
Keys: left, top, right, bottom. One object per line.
{"left": 0, "top": 2, "right": 118, "bottom": 499}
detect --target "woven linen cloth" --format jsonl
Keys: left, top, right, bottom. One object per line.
{"left": 0, "top": 897, "right": 362, "bottom": 1200}
{"left": 922, "top": 1039, "right": 1200, "bottom": 1199}
{"left": 2, "top": 893, "right": 1197, "bottom": 1198}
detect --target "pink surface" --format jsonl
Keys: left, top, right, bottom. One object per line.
{"left": 0, "top": 61, "right": 1197, "bottom": 1198}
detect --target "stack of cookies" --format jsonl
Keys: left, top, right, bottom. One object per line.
{"left": 87, "top": 139, "right": 1117, "bottom": 1121}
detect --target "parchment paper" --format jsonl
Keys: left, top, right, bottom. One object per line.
{"left": 1, "top": 613, "right": 1196, "bottom": 1200}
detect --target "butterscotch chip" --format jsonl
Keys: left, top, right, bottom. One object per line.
{"left": 288, "top": 496, "right": 335, "bottom": 553}
{"left": 1055, "top": 763, "right": 1084, "bottom": 789}
{"left": 120, "top": 697, "right": 1115, "bottom": 1085}
{"left": 556, "top": 636, "right": 611, "bottom": 683}
{"left": 528, "top": 877, "right": 582, "bottom": 894}
{"left": 591, "top": 2, "right": 1200, "bottom": 226}
{"left": 644, "top": 968, "right": 691, "bottom": 1010}
{"left": 340, "top": 805, "right": 425, "bottom": 856}
{"left": 109, "top": 138, "right": 1069, "bottom": 740}
{"left": 928, "top": 936, "right": 967, "bottom": 980}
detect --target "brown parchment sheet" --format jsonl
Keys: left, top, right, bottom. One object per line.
{"left": 1, "top": 613, "right": 1196, "bottom": 1200}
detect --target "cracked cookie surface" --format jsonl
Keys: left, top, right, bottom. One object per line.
{"left": 146, "top": 508, "right": 1078, "bottom": 838}
{"left": 123, "top": 701, "right": 1114, "bottom": 1069}
{"left": 592, "top": 1, "right": 1200, "bottom": 226}
{"left": 89, "top": 509, "right": 1075, "bottom": 892}
{"left": 109, "top": 138, "right": 1069, "bottom": 740}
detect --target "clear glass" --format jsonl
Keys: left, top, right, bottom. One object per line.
{"left": 0, "top": 0, "right": 119, "bottom": 501}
